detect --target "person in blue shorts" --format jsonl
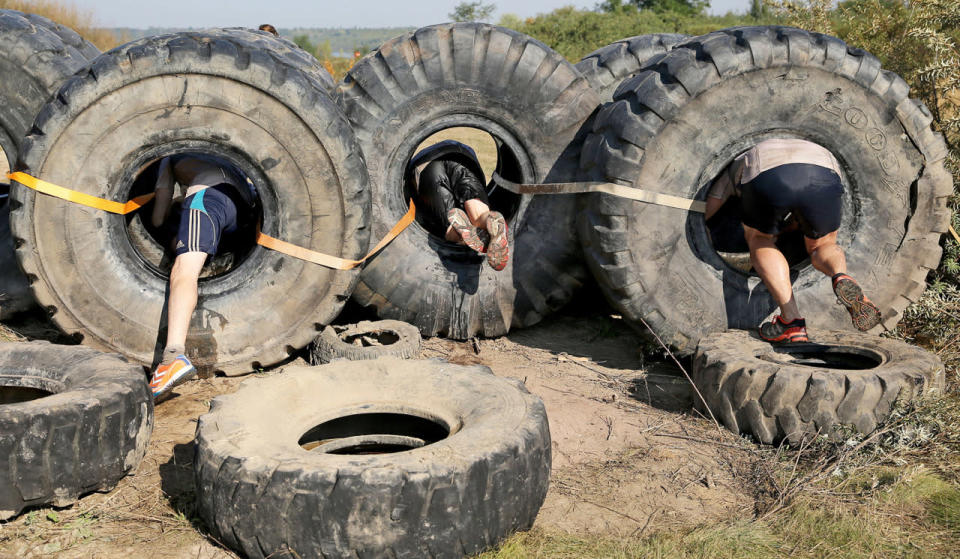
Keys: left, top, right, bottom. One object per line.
{"left": 147, "top": 154, "right": 254, "bottom": 400}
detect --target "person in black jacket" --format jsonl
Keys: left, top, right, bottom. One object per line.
{"left": 408, "top": 140, "right": 509, "bottom": 270}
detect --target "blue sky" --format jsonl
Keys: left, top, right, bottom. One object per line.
{"left": 69, "top": 0, "right": 751, "bottom": 28}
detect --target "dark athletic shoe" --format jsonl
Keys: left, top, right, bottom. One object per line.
{"left": 485, "top": 211, "right": 509, "bottom": 271}
{"left": 447, "top": 208, "right": 486, "bottom": 253}
{"left": 832, "top": 273, "right": 881, "bottom": 331}
{"left": 759, "top": 316, "right": 809, "bottom": 343}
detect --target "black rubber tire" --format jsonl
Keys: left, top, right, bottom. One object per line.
{"left": 10, "top": 29, "right": 370, "bottom": 376}
{"left": 693, "top": 330, "right": 944, "bottom": 445}
{"left": 579, "top": 26, "right": 953, "bottom": 353}
{"left": 309, "top": 319, "right": 422, "bottom": 364}
{"left": 336, "top": 22, "right": 600, "bottom": 339}
{"left": 0, "top": 10, "right": 100, "bottom": 318}
{"left": 575, "top": 33, "right": 688, "bottom": 103}
{"left": 0, "top": 341, "right": 154, "bottom": 520}
{"left": 195, "top": 357, "right": 550, "bottom": 558}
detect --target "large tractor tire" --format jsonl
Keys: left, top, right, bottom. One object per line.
{"left": 576, "top": 33, "right": 688, "bottom": 102}
{"left": 0, "top": 10, "right": 100, "bottom": 318}
{"left": 580, "top": 26, "right": 953, "bottom": 353}
{"left": 693, "top": 329, "right": 944, "bottom": 444}
{"left": 0, "top": 342, "right": 153, "bottom": 520}
{"left": 195, "top": 357, "right": 550, "bottom": 558}
{"left": 10, "top": 29, "right": 370, "bottom": 375}
{"left": 336, "top": 23, "right": 600, "bottom": 339}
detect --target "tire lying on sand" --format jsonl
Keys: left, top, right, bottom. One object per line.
{"left": 579, "top": 26, "right": 953, "bottom": 353}
{"left": 0, "top": 10, "right": 100, "bottom": 318}
{"left": 575, "top": 33, "right": 688, "bottom": 102}
{"left": 10, "top": 29, "right": 370, "bottom": 375}
{"left": 195, "top": 357, "right": 550, "bottom": 558}
{"left": 309, "top": 319, "right": 421, "bottom": 364}
{"left": 0, "top": 341, "right": 153, "bottom": 520}
{"left": 693, "top": 330, "right": 944, "bottom": 445}
{"left": 336, "top": 22, "right": 600, "bottom": 339}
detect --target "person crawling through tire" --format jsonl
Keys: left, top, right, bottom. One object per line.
{"left": 705, "top": 138, "right": 881, "bottom": 343}
{"left": 406, "top": 140, "right": 509, "bottom": 270}
{"left": 148, "top": 154, "right": 256, "bottom": 400}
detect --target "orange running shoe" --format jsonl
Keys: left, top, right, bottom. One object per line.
{"left": 485, "top": 211, "right": 509, "bottom": 271}
{"left": 759, "top": 316, "right": 809, "bottom": 343}
{"left": 150, "top": 355, "right": 196, "bottom": 401}
{"left": 832, "top": 273, "right": 881, "bottom": 331}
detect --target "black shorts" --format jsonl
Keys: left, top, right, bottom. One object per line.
{"left": 417, "top": 159, "right": 488, "bottom": 233}
{"left": 174, "top": 184, "right": 238, "bottom": 256}
{"left": 740, "top": 163, "right": 843, "bottom": 239}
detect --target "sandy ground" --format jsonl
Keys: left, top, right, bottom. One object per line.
{"left": 0, "top": 306, "right": 758, "bottom": 558}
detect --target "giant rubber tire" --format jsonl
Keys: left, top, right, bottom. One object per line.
{"left": 0, "top": 341, "right": 154, "bottom": 520}
{"left": 693, "top": 330, "right": 944, "bottom": 445}
{"left": 194, "top": 357, "right": 550, "bottom": 558}
{"left": 10, "top": 29, "right": 370, "bottom": 376}
{"left": 309, "top": 319, "right": 421, "bottom": 364}
{"left": 575, "top": 33, "right": 688, "bottom": 103}
{"left": 0, "top": 10, "right": 100, "bottom": 318}
{"left": 580, "top": 26, "right": 953, "bottom": 353}
{"left": 336, "top": 23, "right": 600, "bottom": 339}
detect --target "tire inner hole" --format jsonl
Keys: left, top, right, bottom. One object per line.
{"left": 758, "top": 344, "right": 883, "bottom": 370}
{"left": 706, "top": 162, "right": 810, "bottom": 276}
{"left": 404, "top": 127, "right": 522, "bottom": 241}
{"left": 299, "top": 411, "right": 450, "bottom": 454}
{"left": 338, "top": 328, "right": 400, "bottom": 347}
{"left": 0, "top": 377, "right": 64, "bottom": 404}
{"left": 125, "top": 152, "right": 263, "bottom": 280}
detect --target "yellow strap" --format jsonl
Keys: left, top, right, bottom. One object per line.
{"left": 491, "top": 172, "right": 707, "bottom": 213}
{"left": 256, "top": 200, "right": 416, "bottom": 270}
{"left": 9, "top": 171, "right": 155, "bottom": 214}
{"left": 950, "top": 224, "right": 960, "bottom": 246}
{"left": 9, "top": 171, "right": 416, "bottom": 270}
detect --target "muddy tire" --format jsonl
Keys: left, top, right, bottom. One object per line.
{"left": 10, "top": 30, "right": 370, "bottom": 375}
{"left": 336, "top": 23, "right": 599, "bottom": 339}
{"left": 579, "top": 26, "right": 953, "bottom": 353}
{"left": 575, "top": 33, "right": 688, "bottom": 102}
{"left": 195, "top": 357, "right": 550, "bottom": 558}
{"left": 0, "top": 341, "right": 153, "bottom": 520}
{"left": 0, "top": 10, "right": 100, "bottom": 318}
{"left": 693, "top": 330, "right": 944, "bottom": 444}
{"left": 309, "top": 320, "right": 421, "bottom": 364}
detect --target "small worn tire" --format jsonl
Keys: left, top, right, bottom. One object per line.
{"left": 580, "top": 26, "right": 953, "bottom": 353}
{"left": 692, "top": 330, "right": 944, "bottom": 445}
{"left": 194, "top": 357, "right": 550, "bottom": 558}
{"left": 10, "top": 29, "right": 370, "bottom": 375}
{"left": 0, "top": 10, "right": 100, "bottom": 318}
{"left": 0, "top": 341, "right": 154, "bottom": 520}
{"left": 336, "top": 22, "right": 599, "bottom": 339}
{"left": 575, "top": 33, "right": 688, "bottom": 102}
{"left": 309, "top": 320, "right": 421, "bottom": 364}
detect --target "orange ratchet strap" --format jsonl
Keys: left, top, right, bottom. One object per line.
{"left": 8, "top": 171, "right": 415, "bottom": 270}
{"left": 9, "top": 171, "right": 156, "bottom": 214}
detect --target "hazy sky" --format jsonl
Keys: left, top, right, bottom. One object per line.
{"left": 66, "top": 0, "right": 751, "bottom": 28}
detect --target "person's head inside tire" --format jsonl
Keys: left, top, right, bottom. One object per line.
{"left": 704, "top": 138, "right": 882, "bottom": 343}
{"left": 408, "top": 140, "right": 510, "bottom": 271}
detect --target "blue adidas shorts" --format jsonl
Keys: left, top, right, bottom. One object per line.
{"left": 175, "top": 184, "right": 238, "bottom": 256}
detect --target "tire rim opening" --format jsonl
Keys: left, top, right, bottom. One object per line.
{"left": 299, "top": 411, "right": 450, "bottom": 454}
{"left": 404, "top": 127, "right": 523, "bottom": 242}
{"left": 0, "top": 377, "right": 64, "bottom": 404}
{"left": 339, "top": 329, "right": 400, "bottom": 347}
{"left": 758, "top": 344, "right": 883, "bottom": 370}
{"left": 124, "top": 151, "right": 263, "bottom": 280}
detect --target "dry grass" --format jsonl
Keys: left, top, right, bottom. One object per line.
{"left": 0, "top": 0, "right": 124, "bottom": 50}
{"left": 415, "top": 127, "right": 498, "bottom": 181}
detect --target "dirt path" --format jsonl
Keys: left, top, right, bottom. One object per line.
{"left": 0, "top": 309, "right": 758, "bottom": 557}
